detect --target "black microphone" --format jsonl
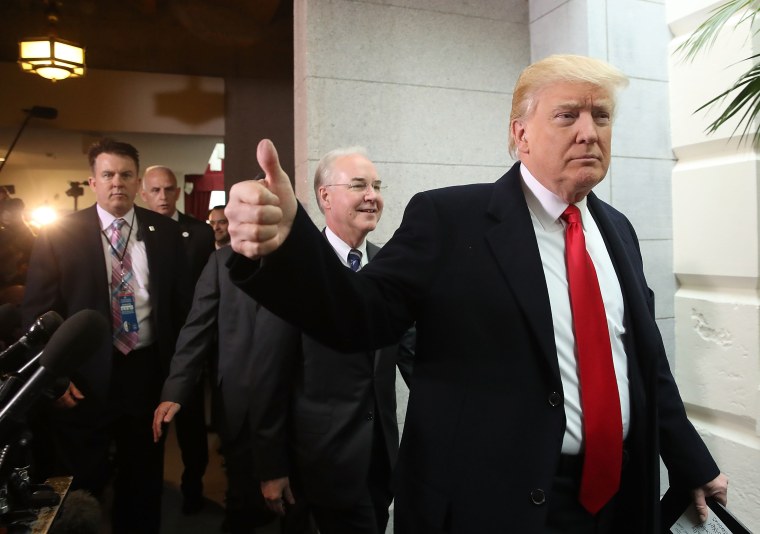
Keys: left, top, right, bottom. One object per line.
{"left": 0, "top": 310, "right": 108, "bottom": 437}
{"left": 0, "top": 311, "right": 64, "bottom": 374}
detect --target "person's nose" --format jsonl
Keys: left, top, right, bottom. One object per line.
{"left": 364, "top": 185, "right": 379, "bottom": 201}
{"left": 576, "top": 113, "right": 599, "bottom": 144}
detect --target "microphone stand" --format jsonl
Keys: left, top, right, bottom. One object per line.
{"left": 0, "top": 106, "right": 58, "bottom": 176}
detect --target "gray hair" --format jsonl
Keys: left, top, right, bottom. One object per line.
{"left": 313, "top": 146, "right": 369, "bottom": 213}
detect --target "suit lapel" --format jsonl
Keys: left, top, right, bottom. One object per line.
{"left": 485, "top": 163, "right": 559, "bottom": 379}
{"left": 367, "top": 241, "right": 381, "bottom": 372}
{"left": 84, "top": 205, "right": 111, "bottom": 309}
{"left": 587, "top": 194, "right": 659, "bottom": 372}
{"left": 134, "top": 207, "right": 160, "bottom": 312}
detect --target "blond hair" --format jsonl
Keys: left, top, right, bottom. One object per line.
{"left": 508, "top": 55, "right": 629, "bottom": 157}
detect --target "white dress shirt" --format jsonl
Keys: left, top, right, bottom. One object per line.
{"left": 96, "top": 205, "right": 154, "bottom": 348}
{"left": 520, "top": 164, "right": 630, "bottom": 454}
{"left": 325, "top": 226, "right": 369, "bottom": 269}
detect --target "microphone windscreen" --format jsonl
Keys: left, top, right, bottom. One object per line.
{"left": 40, "top": 310, "right": 109, "bottom": 376}
{"left": 28, "top": 311, "right": 65, "bottom": 344}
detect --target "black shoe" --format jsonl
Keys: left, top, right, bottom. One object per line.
{"left": 181, "top": 494, "right": 205, "bottom": 515}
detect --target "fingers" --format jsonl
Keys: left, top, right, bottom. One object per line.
{"left": 225, "top": 139, "right": 298, "bottom": 260}
{"left": 693, "top": 490, "right": 709, "bottom": 523}
{"left": 152, "top": 402, "right": 180, "bottom": 443}
{"left": 283, "top": 484, "right": 295, "bottom": 506}
{"left": 68, "top": 382, "right": 85, "bottom": 400}
{"left": 692, "top": 473, "right": 729, "bottom": 523}
{"left": 54, "top": 382, "right": 82, "bottom": 409}
{"left": 261, "top": 478, "right": 291, "bottom": 516}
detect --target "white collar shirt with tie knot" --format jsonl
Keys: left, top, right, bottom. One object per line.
{"left": 518, "top": 163, "right": 629, "bottom": 455}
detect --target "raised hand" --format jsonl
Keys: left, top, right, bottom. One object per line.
{"left": 226, "top": 139, "right": 298, "bottom": 259}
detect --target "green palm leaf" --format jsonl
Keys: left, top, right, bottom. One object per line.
{"left": 695, "top": 54, "right": 760, "bottom": 145}
{"left": 675, "top": 0, "right": 760, "bottom": 145}
{"left": 676, "top": 0, "right": 759, "bottom": 61}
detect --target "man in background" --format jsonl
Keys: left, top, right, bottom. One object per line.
{"left": 208, "top": 204, "right": 230, "bottom": 249}
{"left": 152, "top": 237, "right": 280, "bottom": 533}
{"left": 251, "top": 147, "right": 413, "bottom": 534}
{"left": 141, "top": 164, "right": 214, "bottom": 513}
{"left": 23, "top": 138, "right": 190, "bottom": 534}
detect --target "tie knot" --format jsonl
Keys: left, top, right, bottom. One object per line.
{"left": 111, "top": 218, "right": 126, "bottom": 231}
{"left": 348, "top": 249, "right": 362, "bottom": 272}
{"left": 561, "top": 204, "right": 581, "bottom": 225}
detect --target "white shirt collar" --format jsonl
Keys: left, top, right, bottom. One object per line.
{"left": 96, "top": 204, "right": 136, "bottom": 231}
{"left": 519, "top": 162, "right": 589, "bottom": 230}
{"left": 324, "top": 226, "right": 368, "bottom": 268}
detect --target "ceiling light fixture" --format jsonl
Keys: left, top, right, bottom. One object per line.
{"left": 18, "top": 1, "right": 85, "bottom": 82}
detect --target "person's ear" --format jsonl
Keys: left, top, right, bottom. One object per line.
{"left": 511, "top": 120, "right": 529, "bottom": 153}
{"left": 318, "top": 186, "right": 331, "bottom": 210}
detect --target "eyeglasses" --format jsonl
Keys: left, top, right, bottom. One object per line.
{"left": 207, "top": 219, "right": 228, "bottom": 226}
{"left": 324, "top": 181, "right": 384, "bottom": 194}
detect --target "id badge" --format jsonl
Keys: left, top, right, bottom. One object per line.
{"left": 118, "top": 292, "right": 140, "bottom": 333}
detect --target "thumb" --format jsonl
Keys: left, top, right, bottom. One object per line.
{"left": 693, "top": 489, "right": 709, "bottom": 523}
{"left": 257, "top": 139, "right": 296, "bottom": 220}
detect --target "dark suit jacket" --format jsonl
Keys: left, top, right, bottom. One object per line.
{"left": 229, "top": 162, "right": 720, "bottom": 533}
{"left": 22, "top": 204, "right": 190, "bottom": 406}
{"left": 249, "top": 242, "right": 413, "bottom": 509}
{"left": 177, "top": 211, "right": 215, "bottom": 286}
{"left": 161, "top": 245, "right": 261, "bottom": 441}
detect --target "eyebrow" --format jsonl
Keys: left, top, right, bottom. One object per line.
{"left": 554, "top": 99, "right": 613, "bottom": 112}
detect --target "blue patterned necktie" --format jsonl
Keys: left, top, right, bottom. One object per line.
{"left": 348, "top": 249, "right": 362, "bottom": 272}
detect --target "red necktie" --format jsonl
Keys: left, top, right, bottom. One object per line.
{"left": 561, "top": 204, "right": 622, "bottom": 515}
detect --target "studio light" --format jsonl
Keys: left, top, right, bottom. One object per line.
{"left": 18, "top": 1, "right": 85, "bottom": 82}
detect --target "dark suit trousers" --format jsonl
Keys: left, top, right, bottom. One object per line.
{"left": 49, "top": 346, "right": 166, "bottom": 534}
{"left": 307, "top": 418, "right": 393, "bottom": 534}
{"left": 545, "top": 455, "right": 622, "bottom": 534}
{"left": 215, "top": 396, "right": 276, "bottom": 532}
{"left": 174, "top": 377, "right": 209, "bottom": 499}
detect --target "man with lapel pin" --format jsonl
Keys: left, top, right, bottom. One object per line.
{"left": 222, "top": 55, "right": 728, "bottom": 533}
{"left": 23, "top": 138, "right": 190, "bottom": 534}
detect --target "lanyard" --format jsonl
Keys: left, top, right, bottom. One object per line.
{"left": 102, "top": 212, "right": 136, "bottom": 263}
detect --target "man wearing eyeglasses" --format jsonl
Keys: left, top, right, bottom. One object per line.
{"left": 249, "top": 147, "right": 414, "bottom": 534}
{"left": 223, "top": 54, "right": 727, "bottom": 534}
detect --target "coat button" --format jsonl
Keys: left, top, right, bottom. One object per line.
{"left": 530, "top": 489, "right": 546, "bottom": 505}
{"left": 366, "top": 411, "right": 374, "bottom": 421}
{"left": 548, "top": 392, "right": 562, "bottom": 406}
